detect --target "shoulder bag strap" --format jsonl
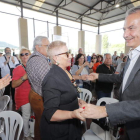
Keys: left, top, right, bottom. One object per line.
{"left": 21, "top": 64, "right": 26, "bottom": 71}
{"left": 4, "top": 55, "right": 11, "bottom": 70}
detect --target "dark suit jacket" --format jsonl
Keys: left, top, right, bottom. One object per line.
{"left": 99, "top": 55, "right": 140, "bottom": 140}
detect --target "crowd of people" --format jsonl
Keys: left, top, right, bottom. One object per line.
{"left": 0, "top": 5, "right": 140, "bottom": 140}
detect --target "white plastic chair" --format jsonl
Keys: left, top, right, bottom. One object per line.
{"left": 0, "top": 95, "right": 10, "bottom": 112}
{"left": 82, "top": 97, "right": 120, "bottom": 140}
{"left": 79, "top": 88, "right": 92, "bottom": 103}
{"left": 0, "top": 111, "right": 23, "bottom": 140}
{"left": 79, "top": 88, "right": 92, "bottom": 130}
{"left": 0, "top": 88, "right": 5, "bottom": 97}
{"left": 96, "top": 97, "right": 119, "bottom": 106}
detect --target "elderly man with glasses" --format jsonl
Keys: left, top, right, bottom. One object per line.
{"left": 26, "top": 36, "right": 50, "bottom": 140}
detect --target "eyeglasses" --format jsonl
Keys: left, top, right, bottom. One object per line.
{"left": 56, "top": 52, "right": 70, "bottom": 58}
{"left": 42, "top": 45, "right": 49, "bottom": 47}
{"left": 93, "top": 57, "right": 97, "bottom": 59}
{"left": 20, "top": 53, "right": 29, "bottom": 57}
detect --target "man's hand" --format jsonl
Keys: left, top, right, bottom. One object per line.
{"left": 78, "top": 98, "right": 87, "bottom": 108}
{"left": 81, "top": 75, "right": 88, "bottom": 80}
{"left": 71, "top": 108, "right": 85, "bottom": 121}
{"left": 0, "top": 74, "right": 12, "bottom": 89}
{"left": 86, "top": 73, "right": 99, "bottom": 81}
{"left": 80, "top": 104, "right": 107, "bottom": 119}
{"left": 11, "top": 56, "right": 15, "bottom": 64}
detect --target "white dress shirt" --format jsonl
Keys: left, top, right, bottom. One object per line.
{"left": 122, "top": 46, "right": 140, "bottom": 92}
{"left": 0, "top": 55, "right": 19, "bottom": 77}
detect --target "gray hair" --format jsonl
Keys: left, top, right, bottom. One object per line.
{"left": 47, "top": 41, "right": 66, "bottom": 63}
{"left": 33, "top": 36, "right": 48, "bottom": 51}
{"left": 126, "top": 5, "right": 140, "bottom": 17}
{"left": 4, "top": 47, "right": 10, "bottom": 52}
{"left": 103, "top": 53, "right": 112, "bottom": 63}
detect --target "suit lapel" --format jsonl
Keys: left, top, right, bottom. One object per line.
{"left": 123, "top": 55, "right": 140, "bottom": 93}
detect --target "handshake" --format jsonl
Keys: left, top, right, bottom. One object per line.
{"left": 79, "top": 73, "right": 99, "bottom": 81}
{"left": 71, "top": 99, "right": 107, "bottom": 121}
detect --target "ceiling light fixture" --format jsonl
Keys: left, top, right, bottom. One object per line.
{"left": 32, "top": 0, "right": 45, "bottom": 10}
{"left": 115, "top": 4, "right": 120, "bottom": 8}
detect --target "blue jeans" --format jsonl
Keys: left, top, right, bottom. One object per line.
{"left": 96, "top": 91, "right": 111, "bottom": 99}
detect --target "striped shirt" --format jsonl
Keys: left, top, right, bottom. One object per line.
{"left": 26, "top": 51, "right": 50, "bottom": 96}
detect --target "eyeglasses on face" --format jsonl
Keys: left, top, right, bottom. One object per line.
{"left": 20, "top": 53, "right": 29, "bottom": 57}
{"left": 55, "top": 51, "right": 70, "bottom": 58}
{"left": 42, "top": 44, "right": 49, "bottom": 47}
{"left": 93, "top": 57, "right": 97, "bottom": 59}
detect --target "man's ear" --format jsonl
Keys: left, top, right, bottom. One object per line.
{"left": 35, "top": 45, "right": 40, "bottom": 51}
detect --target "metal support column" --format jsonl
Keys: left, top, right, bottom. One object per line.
{"left": 80, "top": 18, "right": 82, "bottom": 31}
{"left": 20, "top": 0, "right": 23, "bottom": 18}
{"left": 98, "top": 24, "right": 100, "bottom": 34}
{"left": 33, "top": 18, "right": 35, "bottom": 38}
{"left": 56, "top": 10, "right": 58, "bottom": 26}
{"left": 47, "top": 21, "right": 49, "bottom": 38}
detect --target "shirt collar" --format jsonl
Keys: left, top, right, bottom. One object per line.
{"left": 33, "top": 50, "right": 48, "bottom": 60}
{"left": 135, "top": 45, "right": 140, "bottom": 52}
{"left": 128, "top": 45, "right": 140, "bottom": 59}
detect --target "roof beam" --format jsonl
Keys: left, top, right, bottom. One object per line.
{"left": 0, "top": 0, "right": 98, "bottom": 27}
{"left": 74, "top": 0, "right": 102, "bottom": 13}
{"left": 85, "top": 0, "right": 138, "bottom": 23}
{"left": 34, "top": 0, "right": 99, "bottom": 21}
{"left": 101, "top": 0, "right": 138, "bottom": 13}
{"left": 53, "top": 0, "right": 65, "bottom": 12}
{"left": 103, "top": 0, "right": 115, "bottom": 6}
{"left": 99, "top": 0, "right": 120, "bottom": 22}
{"left": 52, "top": 0, "right": 73, "bottom": 13}
{"left": 102, "top": 12, "right": 125, "bottom": 20}
{"left": 91, "top": 0, "right": 138, "bottom": 15}
{"left": 76, "top": 0, "right": 102, "bottom": 20}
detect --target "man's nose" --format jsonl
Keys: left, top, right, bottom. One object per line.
{"left": 123, "top": 29, "right": 130, "bottom": 39}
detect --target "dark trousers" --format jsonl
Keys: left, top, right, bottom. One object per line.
{"left": 4, "top": 82, "right": 15, "bottom": 103}
{"left": 96, "top": 90, "right": 111, "bottom": 99}
{"left": 29, "top": 89, "right": 44, "bottom": 140}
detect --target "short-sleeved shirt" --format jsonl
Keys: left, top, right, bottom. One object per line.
{"left": 12, "top": 65, "right": 31, "bottom": 110}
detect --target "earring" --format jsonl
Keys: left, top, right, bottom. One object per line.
{"left": 56, "top": 62, "right": 59, "bottom": 65}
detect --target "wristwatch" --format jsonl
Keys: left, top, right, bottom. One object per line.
{"left": 21, "top": 77, "right": 25, "bottom": 82}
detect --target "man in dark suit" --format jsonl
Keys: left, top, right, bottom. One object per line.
{"left": 81, "top": 5, "right": 140, "bottom": 140}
